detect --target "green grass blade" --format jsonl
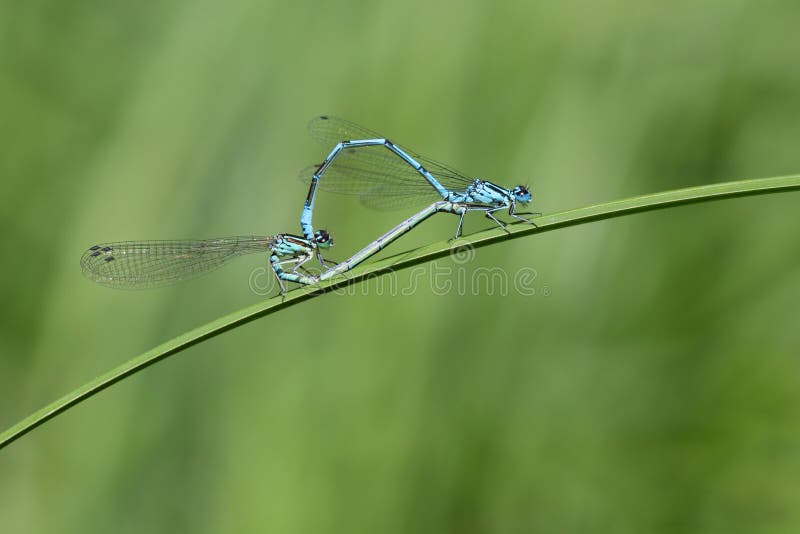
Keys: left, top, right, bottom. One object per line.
{"left": 2, "top": 174, "right": 799, "bottom": 449}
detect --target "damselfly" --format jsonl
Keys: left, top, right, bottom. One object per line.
{"left": 300, "top": 116, "right": 537, "bottom": 254}
{"left": 81, "top": 231, "right": 333, "bottom": 293}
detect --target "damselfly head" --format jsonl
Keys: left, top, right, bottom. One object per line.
{"left": 512, "top": 185, "right": 532, "bottom": 204}
{"left": 314, "top": 229, "right": 334, "bottom": 248}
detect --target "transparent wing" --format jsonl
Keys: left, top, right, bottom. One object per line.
{"left": 308, "top": 115, "right": 385, "bottom": 147}
{"left": 302, "top": 115, "right": 476, "bottom": 210}
{"left": 308, "top": 116, "right": 474, "bottom": 186}
{"left": 80, "top": 236, "right": 276, "bottom": 289}
{"left": 299, "top": 159, "right": 442, "bottom": 211}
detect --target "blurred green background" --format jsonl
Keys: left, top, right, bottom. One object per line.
{"left": 2, "top": 0, "right": 800, "bottom": 532}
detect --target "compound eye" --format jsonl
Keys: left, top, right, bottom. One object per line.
{"left": 315, "top": 229, "right": 332, "bottom": 245}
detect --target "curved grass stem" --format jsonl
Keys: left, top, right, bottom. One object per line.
{"left": 2, "top": 174, "right": 799, "bottom": 449}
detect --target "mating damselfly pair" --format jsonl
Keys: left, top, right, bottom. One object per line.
{"left": 81, "top": 116, "right": 538, "bottom": 293}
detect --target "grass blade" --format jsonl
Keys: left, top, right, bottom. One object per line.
{"left": 2, "top": 173, "right": 799, "bottom": 449}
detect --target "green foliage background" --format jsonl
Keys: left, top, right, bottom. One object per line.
{"left": 2, "top": 0, "right": 800, "bottom": 531}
